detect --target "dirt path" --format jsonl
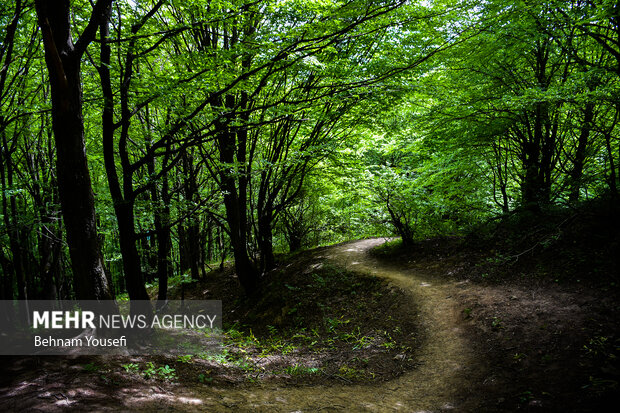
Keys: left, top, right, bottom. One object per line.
{"left": 88, "top": 238, "right": 487, "bottom": 412}
{"left": 161, "top": 238, "right": 481, "bottom": 412}
{"left": 3, "top": 238, "right": 609, "bottom": 412}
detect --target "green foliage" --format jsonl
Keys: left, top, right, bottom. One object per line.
{"left": 197, "top": 372, "right": 213, "bottom": 383}
{"left": 284, "top": 364, "right": 321, "bottom": 376}
{"left": 176, "top": 354, "right": 193, "bottom": 364}
{"left": 142, "top": 362, "right": 157, "bottom": 379}
{"left": 156, "top": 364, "right": 178, "bottom": 381}
{"left": 138, "top": 361, "right": 177, "bottom": 381}
{"left": 582, "top": 335, "right": 619, "bottom": 361}
{"left": 1, "top": 0, "right": 617, "bottom": 302}
{"left": 121, "top": 363, "right": 140, "bottom": 373}
{"left": 83, "top": 363, "right": 100, "bottom": 373}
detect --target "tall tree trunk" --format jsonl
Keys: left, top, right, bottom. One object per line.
{"left": 182, "top": 151, "right": 201, "bottom": 280}
{"left": 97, "top": 9, "right": 149, "bottom": 307}
{"left": 155, "top": 220, "right": 172, "bottom": 306}
{"left": 178, "top": 224, "right": 189, "bottom": 274}
{"left": 218, "top": 225, "right": 226, "bottom": 271}
{"left": 31, "top": 151, "right": 61, "bottom": 301}
{"left": 520, "top": 124, "right": 542, "bottom": 210}
{"left": 115, "top": 202, "right": 150, "bottom": 300}
{"left": 569, "top": 102, "right": 595, "bottom": 203}
{"left": 1, "top": 131, "right": 26, "bottom": 305}
{"left": 257, "top": 208, "right": 276, "bottom": 273}
{"left": 215, "top": 95, "right": 260, "bottom": 296}
{"left": 539, "top": 106, "right": 557, "bottom": 204}
{"left": 520, "top": 40, "right": 556, "bottom": 210}
{"left": 206, "top": 219, "right": 214, "bottom": 263}
{"left": 35, "top": 0, "right": 115, "bottom": 300}
{"left": 187, "top": 222, "right": 201, "bottom": 280}
{"left": 604, "top": 128, "right": 618, "bottom": 198}
{"left": 222, "top": 177, "right": 258, "bottom": 295}
{"left": 155, "top": 216, "right": 172, "bottom": 305}
{"left": 155, "top": 174, "right": 172, "bottom": 307}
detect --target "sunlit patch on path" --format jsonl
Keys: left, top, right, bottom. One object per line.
{"left": 1, "top": 239, "right": 483, "bottom": 412}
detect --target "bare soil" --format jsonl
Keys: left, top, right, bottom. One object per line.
{"left": 0, "top": 238, "right": 618, "bottom": 412}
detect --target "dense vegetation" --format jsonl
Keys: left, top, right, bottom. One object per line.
{"left": 0, "top": 0, "right": 618, "bottom": 312}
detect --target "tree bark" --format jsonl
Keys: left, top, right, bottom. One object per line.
{"left": 569, "top": 102, "right": 595, "bottom": 203}
{"left": 257, "top": 208, "right": 276, "bottom": 273}
{"left": 35, "top": 0, "right": 114, "bottom": 300}
{"left": 221, "top": 164, "right": 259, "bottom": 294}
{"left": 182, "top": 151, "right": 201, "bottom": 280}
{"left": 604, "top": 124, "right": 618, "bottom": 198}
{"left": 96, "top": 7, "right": 150, "bottom": 306}
{"left": 155, "top": 174, "right": 172, "bottom": 307}
{"left": 215, "top": 93, "right": 260, "bottom": 296}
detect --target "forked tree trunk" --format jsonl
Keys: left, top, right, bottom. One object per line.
{"left": 35, "top": 0, "right": 114, "bottom": 300}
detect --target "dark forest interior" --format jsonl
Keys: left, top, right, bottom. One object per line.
{"left": 0, "top": 0, "right": 619, "bottom": 411}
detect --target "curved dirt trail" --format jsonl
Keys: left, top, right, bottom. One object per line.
{"left": 2, "top": 239, "right": 486, "bottom": 412}
{"left": 150, "top": 238, "right": 483, "bottom": 412}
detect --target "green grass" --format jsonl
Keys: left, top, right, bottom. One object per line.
{"left": 283, "top": 364, "right": 322, "bottom": 375}
{"left": 121, "top": 361, "right": 177, "bottom": 382}
{"left": 369, "top": 238, "right": 404, "bottom": 257}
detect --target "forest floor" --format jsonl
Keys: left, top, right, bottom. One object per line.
{"left": 0, "top": 236, "right": 618, "bottom": 412}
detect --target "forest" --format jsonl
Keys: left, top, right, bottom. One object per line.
{"left": 0, "top": 0, "right": 619, "bottom": 411}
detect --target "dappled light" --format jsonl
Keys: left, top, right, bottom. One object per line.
{"left": 1, "top": 0, "right": 619, "bottom": 410}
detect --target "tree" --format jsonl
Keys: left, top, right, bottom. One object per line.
{"left": 412, "top": 0, "right": 619, "bottom": 215}
{"left": 172, "top": 0, "right": 449, "bottom": 294}
{"left": 34, "top": 0, "right": 114, "bottom": 300}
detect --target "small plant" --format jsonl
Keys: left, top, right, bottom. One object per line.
{"left": 156, "top": 365, "right": 177, "bottom": 381}
{"left": 266, "top": 325, "right": 278, "bottom": 336}
{"left": 326, "top": 316, "right": 350, "bottom": 332}
{"left": 518, "top": 390, "right": 534, "bottom": 404}
{"left": 123, "top": 361, "right": 177, "bottom": 381}
{"left": 177, "top": 354, "right": 193, "bottom": 363}
{"left": 199, "top": 349, "right": 230, "bottom": 364}
{"left": 486, "top": 253, "right": 509, "bottom": 265}
{"left": 197, "top": 373, "right": 213, "bottom": 383}
{"left": 83, "top": 362, "right": 99, "bottom": 372}
{"left": 382, "top": 341, "right": 396, "bottom": 349}
{"left": 284, "top": 364, "right": 321, "bottom": 375}
{"left": 351, "top": 335, "right": 372, "bottom": 350}
{"left": 337, "top": 365, "right": 363, "bottom": 380}
{"left": 142, "top": 362, "right": 157, "bottom": 379}
{"left": 121, "top": 363, "right": 140, "bottom": 373}
{"left": 312, "top": 273, "right": 327, "bottom": 287}
{"left": 226, "top": 327, "right": 259, "bottom": 347}
{"left": 381, "top": 330, "right": 396, "bottom": 349}
{"left": 582, "top": 335, "right": 615, "bottom": 359}
{"left": 99, "top": 374, "right": 119, "bottom": 386}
